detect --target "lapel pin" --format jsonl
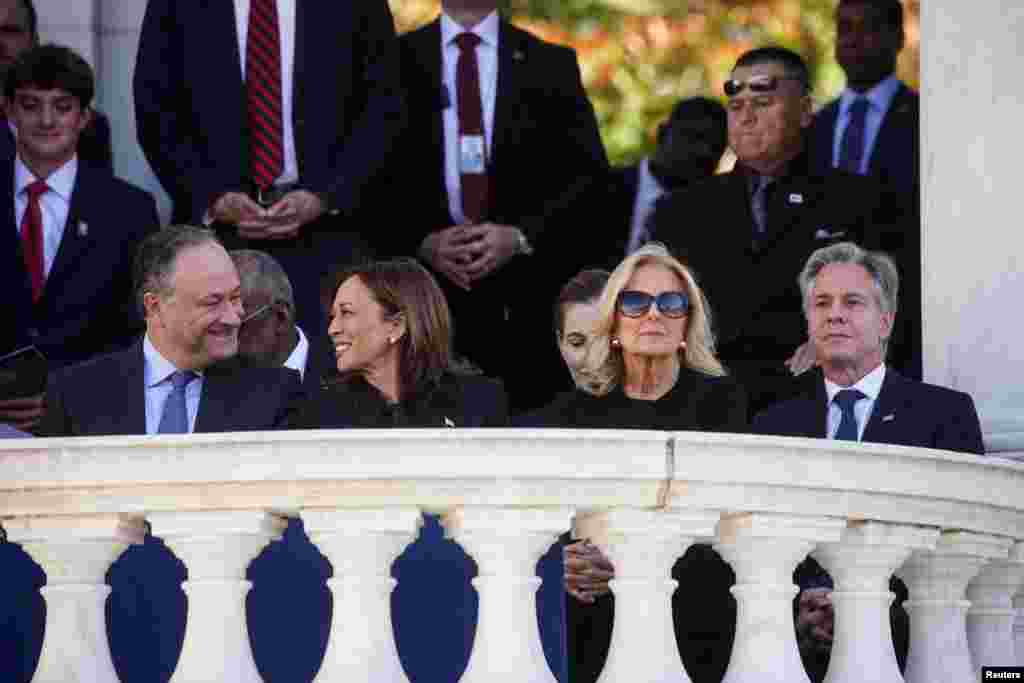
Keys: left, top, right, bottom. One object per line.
{"left": 444, "top": 417, "right": 456, "bottom": 428}
{"left": 882, "top": 414, "right": 895, "bottom": 422}
{"left": 77, "top": 221, "right": 88, "bottom": 238}
{"left": 513, "top": 49, "right": 525, "bottom": 62}
{"left": 788, "top": 193, "right": 803, "bottom": 204}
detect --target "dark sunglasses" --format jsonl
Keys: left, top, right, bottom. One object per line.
{"left": 617, "top": 290, "right": 690, "bottom": 319}
{"left": 724, "top": 74, "right": 806, "bottom": 97}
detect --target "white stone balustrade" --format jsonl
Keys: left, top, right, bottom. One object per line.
{"left": 1, "top": 430, "right": 1024, "bottom": 683}
{"left": 966, "top": 540, "right": 1024, "bottom": 670}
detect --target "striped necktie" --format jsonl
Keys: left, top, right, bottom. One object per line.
{"left": 246, "top": 0, "right": 284, "bottom": 190}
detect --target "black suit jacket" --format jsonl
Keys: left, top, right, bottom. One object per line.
{"left": 650, "top": 152, "right": 889, "bottom": 357}
{"left": 589, "top": 163, "right": 640, "bottom": 271}
{"left": 133, "top": 0, "right": 403, "bottom": 224}
{"left": 752, "top": 367, "right": 985, "bottom": 455}
{"left": 0, "top": 158, "right": 158, "bottom": 366}
{"left": 37, "top": 342, "right": 304, "bottom": 437}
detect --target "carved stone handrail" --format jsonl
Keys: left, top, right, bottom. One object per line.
{"left": 2, "top": 430, "right": 1022, "bottom": 682}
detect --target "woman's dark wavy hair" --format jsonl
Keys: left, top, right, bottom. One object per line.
{"left": 327, "top": 258, "right": 455, "bottom": 399}
{"left": 553, "top": 269, "right": 610, "bottom": 336}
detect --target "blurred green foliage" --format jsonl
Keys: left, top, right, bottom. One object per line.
{"left": 390, "top": 0, "right": 919, "bottom": 165}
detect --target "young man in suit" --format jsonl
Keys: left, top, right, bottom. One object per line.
{"left": 599, "top": 96, "right": 727, "bottom": 270}
{"left": 752, "top": 241, "right": 983, "bottom": 454}
{"left": 809, "top": 0, "right": 922, "bottom": 380}
{"left": 0, "top": 0, "right": 113, "bottom": 167}
{"left": 389, "top": 0, "right": 608, "bottom": 411}
{"left": 650, "top": 46, "right": 892, "bottom": 417}
{"left": 0, "top": 45, "right": 157, "bottom": 433}
{"left": 133, "top": 0, "right": 401, "bottom": 335}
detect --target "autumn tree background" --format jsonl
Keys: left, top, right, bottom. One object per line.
{"left": 388, "top": 0, "right": 919, "bottom": 165}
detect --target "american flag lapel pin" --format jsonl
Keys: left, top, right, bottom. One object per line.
{"left": 77, "top": 221, "right": 88, "bottom": 237}
{"left": 444, "top": 417, "right": 456, "bottom": 428}
{"left": 882, "top": 414, "right": 895, "bottom": 422}
{"left": 513, "top": 49, "right": 525, "bottom": 62}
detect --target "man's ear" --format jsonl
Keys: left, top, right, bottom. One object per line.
{"left": 799, "top": 94, "right": 814, "bottom": 129}
{"left": 880, "top": 310, "right": 895, "bottom": 342}
{"left": 142, "top": 291, "right": 161, "bottom": 320}
{"left": 77, "top": 105, "right": 93, "bottom": 131}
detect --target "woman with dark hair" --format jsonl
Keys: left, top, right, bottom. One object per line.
{"left": 553, "top": 269, "right": 611, "bottom": 393}
{"left": 294, "top": 258, "right": 507, "bottom": 428}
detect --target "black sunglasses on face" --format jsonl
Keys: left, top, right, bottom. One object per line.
{"left": 724, "top": 74, "right": 806, "bottom": 97}
{"left": 617, "top": 290, "right": 690, "bottom": 319}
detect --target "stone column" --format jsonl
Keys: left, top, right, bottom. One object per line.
{"left": 898, "top": 531, "right": 1010, "bottom": 683}
{"left": 572, "top": 508, "right": 720, "bottom": 683}
{"left": 301, "top": 507, "right": 421, "bottom": 683}
{"left": 444, "top": 507, "right": 572, "bottom": 683}
{"left": 921, "top": 0, "right": 1024, "bottom": 457}
{"left": 714, "top": 513, "right": 846, "bottom": 683}
{"left": 966, "top": 540, "right": 1024, "bottom": 669}
{"left": 1015, "top": 592, "right": 1024, "bottom": 665}
{"left": 4, "top": 514, "right": 145, "bottom": 683}
{"left": 812, "top": 521, "right": 939, "bottom": 683}
{"left": 148, "top": 510, "right": 285, "bottom": 683}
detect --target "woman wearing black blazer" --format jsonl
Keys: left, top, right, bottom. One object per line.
{"left": 519, "top": 243, "right": 747, "bottom": 683}
{"left": 292, "top": 258, "right": 507, "bottom": 682}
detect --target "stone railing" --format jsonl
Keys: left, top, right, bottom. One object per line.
{"left": 1, "top": 430, "right": 1023, "bottom": 683}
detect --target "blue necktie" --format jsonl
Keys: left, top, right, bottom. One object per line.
{"left": 833, "top": 389, "right": 866, "bottom": 441}
{"left": 158, "top": 371, "right": 197, "bottom": 434}
{"left": 838, "top": 97, "right": 869, "bottom": 174}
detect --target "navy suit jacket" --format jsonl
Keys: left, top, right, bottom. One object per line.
{"left": 0, "top": 158, "right": 158, "bottom": 366}
{"left": 752, "top": 368, "right": 985, "bottom": 455}
{"left": 133, "top": 0, "right": 403, "bottom": 225}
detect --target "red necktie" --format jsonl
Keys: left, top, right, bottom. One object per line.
{"left": 20, "top": 179, "right": 48, "bottom": 303}
{"left": 455, "top": 32, "right": 488, "bottom": 223}
{"left": 246, "top": 0, "right": 284, "bottom": 190}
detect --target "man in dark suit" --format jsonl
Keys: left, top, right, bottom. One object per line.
{"left": 0, "top": 0, "right": 113, "bottom": 168}
{"left": 388, "top": 0, "right": 608, "bottom": 411}
{"left": 133, "top": 0, "right": 402, "bottom": 335}
{"left": 650, "top": 46, "right": 892, "bottom": 417}
{"left": 20, "top": 226, "right": 303, "bottom": 683}
{"left": 753, "top": 241, "right": 982, "bottom": 683}
{"left": 598, "top": 96, "right": 727, "bottom": 270}
{"left": 0, "top": 45, "right": 157, "bottom": 433}
{"left": 809, "top": 0, "right": 921, "bottom": 380}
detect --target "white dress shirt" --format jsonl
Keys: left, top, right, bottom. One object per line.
{"left": 234, "top": 0, "right": 298, "bottom": 185}
{"left": 825, "top": 363, "right": 886, "bottom": 441}
{"left": 626, "top": 158, "right": 667, "bottom": 255}
{"left": 831, "top": 74, "right": 902, "bottom": 175}
{"left": 440, "top": 10, "right": 500, "bottom": 225}
{"left": 284, "top": 325, "right": 310, "bottom": 380}
{"left": 14, "top": 156, "right": 77, "bottom": 277}
{"left": 143, "top": 336, "right": 205, "bottom": 435}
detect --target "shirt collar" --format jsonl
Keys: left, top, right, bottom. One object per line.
{"left": 637, "top": 157, "right": 665, "bottom": 195}
{"left": 283, "top": 325, "right": 310, "bottom": 380}
{"left": 825, "top": 363, "right": 886, "bottom": 404}
{"left": 143, "top": 335, "right": 205, "bottom": 387}
{"left": 441, "top": 9, "right": 499, "bottom": 48}
{"left": 15, "top": 155, "right": 78, "bottom": 203}
{"left": 839, "top": 74, "right": 901, "bottom": 118}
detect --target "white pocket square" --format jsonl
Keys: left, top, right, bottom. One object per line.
{"left": 815, "top": 228, "right": 847, "bottom": 240}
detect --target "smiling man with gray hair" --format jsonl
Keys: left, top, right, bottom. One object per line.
{"left": 752, "top": 241, "right": 983, "bottom": 454}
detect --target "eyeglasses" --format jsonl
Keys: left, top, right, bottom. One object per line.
{"left": 617, "top": 290, "right": 690, "bottom": 319}
{"left": 240, "top": 303, "right": 273, "bottom": 326}
{"left": 724, "top": 74, "right": 806, "bottom": 97}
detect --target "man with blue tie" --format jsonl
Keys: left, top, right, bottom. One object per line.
{"left": 809, "top": 0, "right": 922, "bottom": 380}
{"left": 752, "top": 241, "right": 983, "bottom": 454}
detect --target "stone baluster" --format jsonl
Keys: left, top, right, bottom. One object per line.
{"left": 714, "top": 513, "right": 846, "bottom": 683}
{"left": 812, "top": 521, "right": 939, "bottom": 683}
{"left": 966, "top": 539, "right": 1024, "bottom": 669}
{"left": 4, "top": 514, "right": 145, "bottom": 683}
{"left": 301, "top": 507, "right": 422, "bottom": 683}
{"left": 148, "top": 510, "right": 285, "bottom": 683}
{"left": 443, "top": 507, "right": 572, "bottom": 683}
{"left": 898, "top": 531, "right": 1010, "bottom": 683}
{"left": 571, "top": 508, "right": 719, "bottom": 683}
{"left": 1015, "top": 592, "right": 1024, "bottom": 666}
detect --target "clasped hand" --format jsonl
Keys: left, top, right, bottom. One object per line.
{"left": 211, "top": 190, "right": 326, "bottom": 240}
{"left": 419, "top": 223, "right": 522, "bottom": 291}
{"left": 564, "top": 540, "right": 615, "bottom": 604}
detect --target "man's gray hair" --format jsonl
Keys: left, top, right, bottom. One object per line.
{"left": 133, "top": 225, "right": 221, "bottom": 313}
{"left": 799, "top": 241, "right": 899, "bottom": 315}
{"left": 230, "top": 249, "right": 296, "bottom": 319}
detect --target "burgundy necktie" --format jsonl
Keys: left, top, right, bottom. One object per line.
{"left": 20, "top": 179, "right": 48, "bottom": 303}
{"left": 246, "top": 0, "right": 284, "bottom": 190}
{"left": 454, "top": 32, "right": 488, "bottom": 223}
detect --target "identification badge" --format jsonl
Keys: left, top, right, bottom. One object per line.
{"left": 460, "top": 135, "right": 486, "bottom": 174}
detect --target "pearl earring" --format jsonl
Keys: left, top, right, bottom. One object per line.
{"left": 611, "top": 337, "right": 621, "bottom": 348}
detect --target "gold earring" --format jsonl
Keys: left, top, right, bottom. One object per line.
{"left": 680, "top": 339, "right": 687, "bottom": 349}
{"left": 388, "top": 337, "right": 396, "bottom": 345}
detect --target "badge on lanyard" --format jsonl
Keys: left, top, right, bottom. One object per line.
{"left": 460, "top": 135, "right": 486, "bottom": 175}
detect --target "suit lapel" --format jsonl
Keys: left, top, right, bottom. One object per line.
{"left": 490, "top": 19, "right": 524, "bottom": 179}
{"left": 869, "top": 83, "right": 917, "bottom": 177}
{"left": 1, "top": 156, "right": 33, "bottom": 305}
{"left": 862, "top": 369, "right": 910, "bottom": 442}
{"left": 416, "top": 20, "right": 450, "bottom": 221}
{"left": 194, "top": 365, "right": 233, "bottom": 434}
{"left": 43, "top": 164, "right": 93, "bottom": 303}
{"left": 99, "top": 343, "right": 147, "bottom": 435}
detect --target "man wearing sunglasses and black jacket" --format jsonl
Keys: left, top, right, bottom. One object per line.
{"left": 650, "top": 46, "right": 900, "bottom": 418}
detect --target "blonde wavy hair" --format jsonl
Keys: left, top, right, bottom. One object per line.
{"left": 583, "top": 242, "right": 725, "bottom": 395}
